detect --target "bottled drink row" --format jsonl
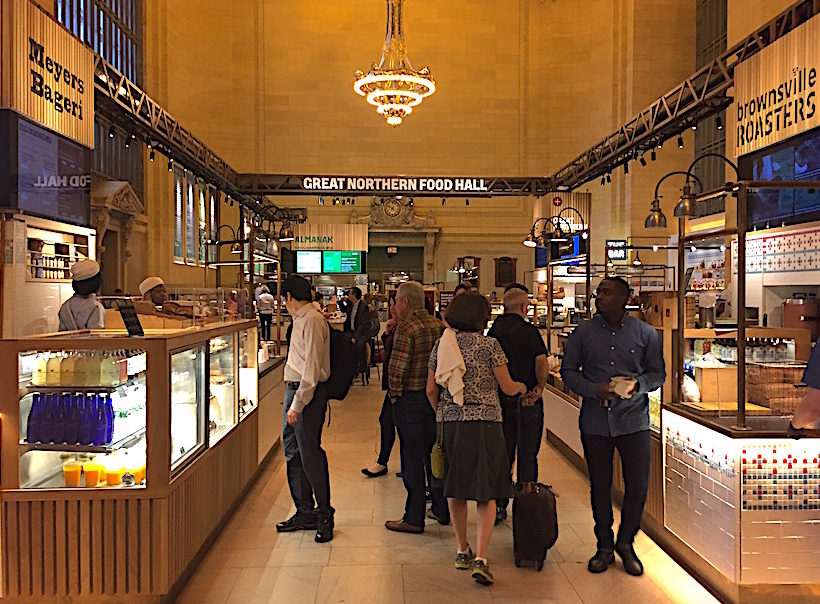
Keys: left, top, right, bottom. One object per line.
{"left": 29, "top": 350, "right": 147, "bottom": 388}
{"left": 709, "top": 338, "right": 796, "bottom": 363}
{"left": 62, "top": 449, "right": 146, "bottom": 488}
{"left": 27, "top": 393, "right": 115, "bottom": 446}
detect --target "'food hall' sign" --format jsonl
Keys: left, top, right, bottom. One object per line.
{"left": 0, "top": 0, "right": 95, "bottom": 148}
{"left": 302, "top": 176, "right": 491, "bottom": 195}
{"left": 734, "top": 16, "right": 819, "bottom": 156}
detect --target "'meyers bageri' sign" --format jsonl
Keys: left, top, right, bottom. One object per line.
{"left": 734, "top": 16, "right": 819, "bottom": 156}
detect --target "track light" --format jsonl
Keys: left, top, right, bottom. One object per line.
{"left": 677, "top": 135, "right": 684, "bottom": 149}
{"left": 442, "top": 198, "right": 446, "bottom": 206}
{"left": 644, "top": 198, "right": 668, "bottom": 229}
{"left": 639, "top": 155, "right": 647, "bottom": 167}
{"left": 690, "top": 245, "right": 697, "bottom": 253}
{"left": 130, "top": 132, "right": 136, "bottom": 139}
{"left": 606, "top": 173, "right": 612, "bottom": 183}
{"left": 657, "top": 139, "right": 663, "bottom": 149}
{"left": 716, "top": 115, "right": 723, "bottom": 130}
{"left": 601, "top": 176, "right": 606, "bottom": 186}
{"left": 652, "top": 245, "right": 659, "bottom": 252}
{"left": 168, "top": 159, "right": 173, "bottom": 172}
{"left": 124, "top": 137, "right": 130, "bottom": 148}
{"left": 624, "top": 162, "right": 629, "bottom": 175}
{"left": 651, "top": 150, "right": 656, "bottom": 161}
{"left": 149, "top": 149, "right": 155, "bottom": 162}
{"left": 108, "top": 124, "right": 115, "bottom": 138}
{"left": 466, "top": 198, "right": 470, "bottom": 206}
{"left": 691, "top": 123, "right": 697, "bottom": 131}
{"left": 633, "top": 252, "right": 642, "bottom": 266}
{"left": 409, "top": 197, "right": 414, "bottom": 207}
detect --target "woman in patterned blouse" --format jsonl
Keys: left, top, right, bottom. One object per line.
{"left": 426, "top": 292, "right": 526, "bottom": 586}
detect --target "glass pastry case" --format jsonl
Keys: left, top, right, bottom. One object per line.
{"left": 209, "top": 334, "right": 237, "bottom": 444}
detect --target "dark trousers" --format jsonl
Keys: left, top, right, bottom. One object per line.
{"left": 283, "top": 383, "right": 333, "bottom": 519}
{"left": 497, "top": 396, "right": 544, "bottom": 509}
{"left": 392, "top": 391, "right": 448, "bottom": 526}
{"left": 377, "top": 392, "right": 396, "bottom": 466}
{"left": 581, "top": 430, "right": 651, "bottom": 551}
{"left": 260, "top": 313, "right": 273, "bottom": 341}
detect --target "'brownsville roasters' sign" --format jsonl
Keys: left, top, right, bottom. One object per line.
{"left": 0, "top": 0, "right": 94, "bottom": 148}
{"left": 734, "top": 15, "right": 819, "bottom": 157}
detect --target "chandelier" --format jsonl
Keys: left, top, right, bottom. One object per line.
{"left": 354, "top": 0, "right": 435, "bottom": 126}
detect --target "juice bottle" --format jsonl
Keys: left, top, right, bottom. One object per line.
{"left": 104, "top": 455, "right": 123, "bottom": 487}
{"left": 117, "top": 351, "right": 128, "bottom": 384}
{"left": 62, "top": 460, "right": 82, "bottom": 487}
{"left": 46, "top": 353, "right": 63, "bottom": 385}
{"left": 60, "top": 354, "right": 76, "bottom": 386}
{"left": 73, "top": 353, "right": 89, "bottom": 386}
{"left": 86, "top": 352, "right": 102, "bottom": 387}
{"left": 100, "top": 353, "right": 118, "bottom": 387}
{"left": 32, "top": 353, "right": 48, "bottom": 386}
{"left": 82, "top": 460, "right": 102, "bottom": 487}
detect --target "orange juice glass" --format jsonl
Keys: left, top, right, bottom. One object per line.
{"left": 105, "top": 469, "right": 122, "bottom": 487}
{"left": 83, "top": 462, "right": 102, "bottom": 487}
{"left": 62, "top": 462, "right": 81, "bottom": 487}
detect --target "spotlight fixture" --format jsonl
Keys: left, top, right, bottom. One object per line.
{"left": 677, "top": 135, "right": 684, "bottom": 149}
{"left": 441, "top": 198, "right": 446, "bottom": 206}
{"left": 231, "top": 242, "right": 242, "bottom": 254}
{"left": 466, "top": 198, "right": 470, "bottom": 206}
{"left": 124, "top": 137, "right": 131, "bottom": 148}
{"left": 657, "top": 139, "right": 663, "bottom": 149}
{"left": 319, "top": 196, "right": 325, "bottom": 206}
{"left": 606, "top": 173, "right": 612, "bottom": 184}
{"left": 581, "top": 231, "right": 589, "bottom": 240}
{"left": 333, "top": 197, "right": 340, "bottom": 205}
{"left": 408, "top": 197, "right": 414, "bottom": 207}
{"left": 149, "top": 149, "right": 155, "bottom": 162}
{"left": 523, "top": 233, "right": 537, "bottom": 248}
{"left": 691, "top": 123, "right": 698, "bottom": 131}
{"left": 601, "top": 176, "right": 606, "bottom": 186}
{"left": 644, "top": 198, "right": 668, "bottom": 229}
{"left": 716, "top": 115, "right": 723, "bottom": 130}
{"left": 108, "top": 124, "right": 115, "bottom": 138}
{"left": 624, "top": 162, "right": 629, "bottom": 175}
{"left": 130, "top": 132, "right": 136, "bottom": 139}
{"left": 632, "top": 252, "right": 642, "bottom": 266}
{"left": 651, "top": 150, "right": 656, "bottom": 161}
{"left": 168, "top": 159, "right": 173, "bottom": 172}
{"left": 639, "top": 154, "right": 647, "bottom": 167}
{"left": 351, "top": 198, "right": 356, "bottom": 205}
{"left": 652, "top": 244, "right": 659, "bottom": 252}
{"left": 229, "top": 197, "right": 234, "bottom": 207}
{"left": 690, "top": 245, "right": 697, "bottom": 253}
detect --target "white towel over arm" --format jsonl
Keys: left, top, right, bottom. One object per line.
{"left": 435, "top": 328, "right": 466, "bottom": 406}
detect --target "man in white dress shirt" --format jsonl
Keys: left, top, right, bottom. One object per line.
{"left": 275, "top": 275, "right": 334, "bottom": 543}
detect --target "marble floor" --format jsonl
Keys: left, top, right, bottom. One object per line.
{"left": 177, "top": 380, "right": 720, "bottom": 604}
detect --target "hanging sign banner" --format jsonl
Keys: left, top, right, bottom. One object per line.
{"left": 301, "top": 176, "right": 491, "bottom": 195}
{"left": 0, "top": 0, "right": 95, "bottom": 148}
{"left": 293, "top": 224, "right": 368, "bottom": 251}
{"left": 734, "top": 16, "right": 819, "bottom": 157}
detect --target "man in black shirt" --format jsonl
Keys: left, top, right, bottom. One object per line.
{"left": 487, "top": 287, "right": 549, "bottom": 523}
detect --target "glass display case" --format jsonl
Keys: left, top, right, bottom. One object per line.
{"left": 17, "top": 348, "right": 148, "bottom": 489}
{"left": 171, "top": 345, "right": 206, "bottom": 472}
{"left": 238, "top": 327, "right": 259, "bottom": 420}
{"left": 209, "top": 334, "right": 237, "bottom": 444}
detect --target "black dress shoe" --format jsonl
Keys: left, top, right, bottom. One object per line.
{"left": 587, "top": 549, "right": 615, "bottom": 573}
{"left": 361, "top": 466, "right": 388, "bottom": 478}
{"left": 494, "top": 507, "right": 508, "bottom": 525}
{"left": 315, "top": 516, "right": 334, "bottom": 543}
{"left": 276, "top": 513, "right": 317, "bottom": 533}
{"left": 615, "top": 543, "right": 644, "bottom": 576}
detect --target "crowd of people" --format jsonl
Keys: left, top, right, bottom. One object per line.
{"left": 274, "top": 273, "right": 671, "bottom": 586}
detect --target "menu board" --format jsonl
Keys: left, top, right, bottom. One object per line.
{"left": 322, "top": 251, "right": 363, "bottom": 274}
{"left": 17, "top": 118, "right": 90, "bottom": 226}
{"left": 296, "top": 250, "right": 322, "bottom": 274}
{"left": 116, "top": 299, "right": 145, "bottom": 337}
{"left": 440, "top": 291, "right": 455, "bottom": 311}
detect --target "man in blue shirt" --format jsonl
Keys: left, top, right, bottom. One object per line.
{"left": 560, "top": 277, "right": 665, "bottom": 577}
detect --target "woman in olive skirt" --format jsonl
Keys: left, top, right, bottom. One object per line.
{"left": 426, "top": 292, "right": 526, "bottom": 585}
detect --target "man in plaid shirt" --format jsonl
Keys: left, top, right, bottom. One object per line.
{"left": 386, "top": 281, "right": 447, "bottom": 533}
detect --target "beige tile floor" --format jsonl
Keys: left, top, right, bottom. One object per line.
{"left": 177, "top": 380, "right": 720, "bottom": 604}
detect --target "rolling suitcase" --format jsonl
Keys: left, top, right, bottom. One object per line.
{"left": 512, "top": 394, "right": 558, "bottom": 571}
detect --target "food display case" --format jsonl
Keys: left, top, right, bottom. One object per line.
{"left": 0, "top": 320, "right": 265, "bottom": 601}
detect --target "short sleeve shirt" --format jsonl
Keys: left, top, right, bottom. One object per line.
{"left": 487, "top": 314, "right": 547, "bottom": 390}
{"left": 802, "top": 345, "right": 820, "bottom": 390}
{"left": 428, "top": 332, "right": 508, "bottom": 422}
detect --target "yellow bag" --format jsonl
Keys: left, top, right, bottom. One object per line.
{"left": 431, "top": 422, "right": 446, "bottom": 479}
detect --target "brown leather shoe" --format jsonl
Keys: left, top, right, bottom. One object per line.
{"left": 385, "top": 519, "right": 424, "bottom": 534}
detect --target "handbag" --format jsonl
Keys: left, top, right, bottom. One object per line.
{"left": 430, "top": 422, "right": 446, "bottom": 479}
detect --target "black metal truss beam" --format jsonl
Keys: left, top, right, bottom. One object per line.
{"left": 92, "top": 56, "right": 303, "bottom": 224}
{"left": 550, "top": 0, "right": 820, "bottom": 190}
{"left": 234, "top": 174, "right": 554, "bottom": 197}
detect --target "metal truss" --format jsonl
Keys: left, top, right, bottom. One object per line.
{"left": 550, "top": 0, "right": 820, "bottom": 190}
{"left": 92, "top": 57, "right": 303, "bottom": 224}
{"left": 234, "top": 174, "right": 554, "bottom": 197}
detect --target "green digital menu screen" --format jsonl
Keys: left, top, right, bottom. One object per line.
{"left": 322, "top": 251, "right": 363, "bottom": 274}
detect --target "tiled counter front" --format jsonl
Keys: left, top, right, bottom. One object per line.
{"left": 663, "top": 409, "right": 820, "bottom": 586}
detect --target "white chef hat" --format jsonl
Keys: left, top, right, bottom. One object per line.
{"left": 139, "top": 276, "right": 165, "bottom": 296}
{"left": 70, "top": 259, "right": 100, "bottom": 281}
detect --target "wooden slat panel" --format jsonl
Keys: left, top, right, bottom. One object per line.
{"left": 102, "top": 499, "right": 115, "bottom": 595}
{"left": 78, "top": 499, "right": 91, "bottom": 595}
{"left": 4, "top": 500, "right": 20, "bottom": 596}
{"left": 127, "top": 499, "right": 140, "bottom": 594}
{"left": 91, "top": 498, "right": 104, "bottom": 594}
{"left": 67, "top": 500, "right": 79, "bottom": 595}
{"left": 139, "top": 498, "right": 152, "bottom": 593}
{"left": 116, "top": 499, "right": 128, "bottom": 595}
{"left": 42, "top": 501, "right": 56, "bottom": 596}
{"left": 55, "top": 500, "right": 68, "bottom": 595}
{"left": 30, "top": 501, "right": 43, "bottom": 595}
{"left": 19, "top": 502, "right": 31, "bottom": 597}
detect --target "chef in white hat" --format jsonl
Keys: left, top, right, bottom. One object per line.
{"left": 58, "top": 259, "right": 105, "bottom": 331}
{"left": 139, "top": 276, "right": 167, "bottom": 307}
